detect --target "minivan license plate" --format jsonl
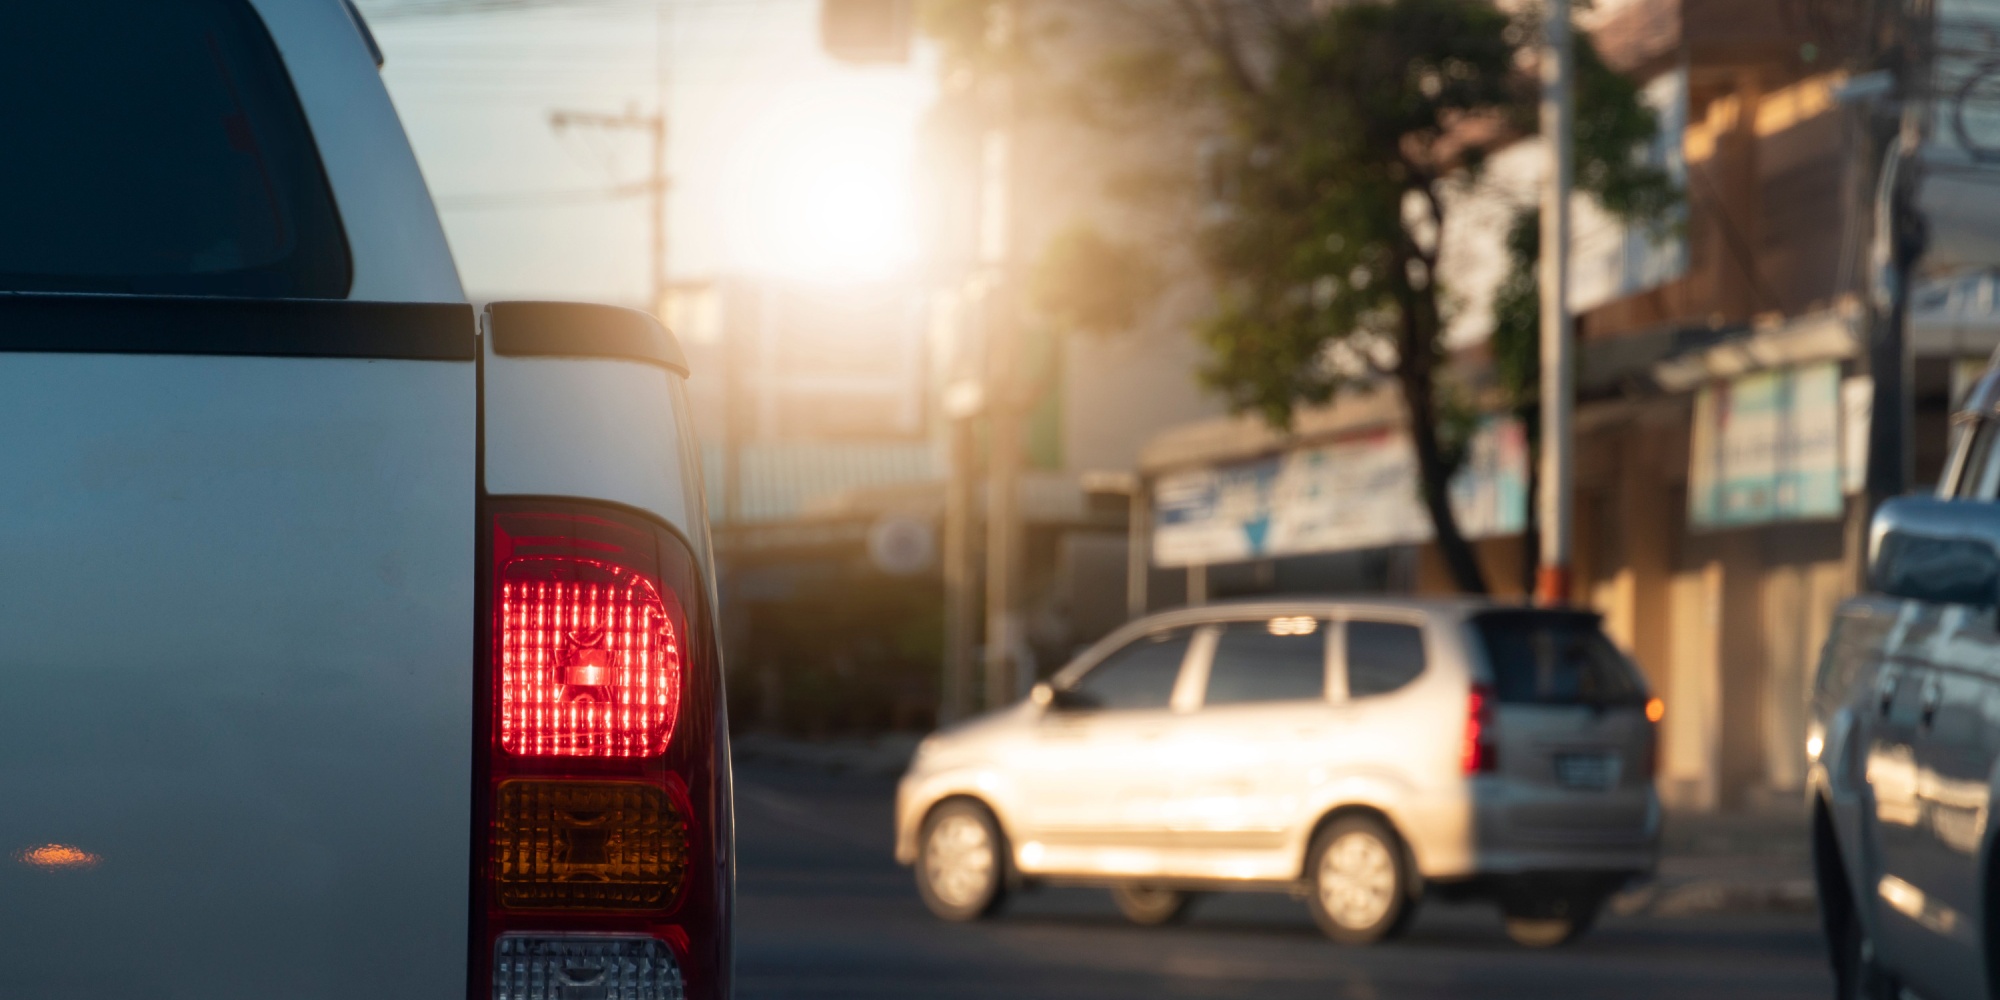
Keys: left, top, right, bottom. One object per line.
{"left": 1555, "top": 753, "right": 1620, "bottom": 791}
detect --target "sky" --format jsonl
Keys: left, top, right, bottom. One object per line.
{"left": 360, "top": 0, "right": 937, "bottom": 304}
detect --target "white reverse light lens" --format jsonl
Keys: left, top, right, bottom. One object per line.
{"left": 494, "top": 934, "right": 685, "bottom": 1000}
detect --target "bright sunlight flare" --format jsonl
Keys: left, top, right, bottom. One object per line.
{"left": 720, "top": 76, "right": 925, "bottom": 282}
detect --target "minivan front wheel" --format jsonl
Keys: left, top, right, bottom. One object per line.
{"left": 1306, "top": 816, "right": 1415, "bottom": 944}
{"left": 915, "top": 800, "right": 1009, "bottom": 922}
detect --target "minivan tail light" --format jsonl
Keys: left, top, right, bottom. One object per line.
{"left": 1463, "top": 684, "right": 1497, "bottom": 775}
{"left": 1644, "top": 702, "right": 1662, "bottom": 781}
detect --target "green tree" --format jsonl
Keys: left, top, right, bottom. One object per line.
{"left": 1121, "top": 0, "right": 1675, "bottom": 592}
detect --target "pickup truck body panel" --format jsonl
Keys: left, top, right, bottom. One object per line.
{"left": 482, "top": 342, "right": 706, "bottom": 547}
{"left": 0, "top": 339, "right": 475, "bottom": 996}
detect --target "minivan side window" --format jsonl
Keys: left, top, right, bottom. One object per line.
{"left": 1346, "top": 620, "right": 1426, "bottom": 697}
{"left": 1205, "top": 617, "right": 1327, "bottom": 706}
{"left": 1472, "top": 611, "right": 1645, "bottom": 706}
{"left": 1069, "top": 627, "right": 1193, "bottom": 711}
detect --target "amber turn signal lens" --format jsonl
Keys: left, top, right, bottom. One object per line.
{"left": 494, "top": 780, "right": 688, "bottom": 911}
{"left": 1645, "top": 697, "right": 1665, "bottom": 723}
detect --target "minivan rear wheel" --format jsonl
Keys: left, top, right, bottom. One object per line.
{"left": 1499, "top": 889, "right": 1601, "bottom": 947}
{"left": 1110, "top": 884, "right": 1196, "bottom": 926}
{"left": 915, "top": 800, "right": 1009, "bottom": 922}
{"left": 1306, "top": 815, "right": 1415, "bottom": 944}
{"left": 1502, "top": 911, "right": 1594, "bottom": 948}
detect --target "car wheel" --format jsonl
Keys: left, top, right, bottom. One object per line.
{"left": 1110, "top": 884, "right": 1196, "bottom": 926}
{"left": 1500, "top": 893, "right": 1600, "bottom": 947}
{"left": 1306, "top": 815, "right": 1415, "bottom": 944}
{"left": 915, "top": 800, "right": 1009, "bottom": 922}
{"left": 1832, "top": 901, "right": 1893, "bottom": 1000}
{"left": 1502, "top": 912, "right": 1593, "bottom": 948}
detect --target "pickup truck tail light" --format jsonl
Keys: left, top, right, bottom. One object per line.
{"left": 475, "top": 502, "right": 727, "bottom": 1000}
{"left": 1462, "top": 683, "right": 1497, "bottom": 776}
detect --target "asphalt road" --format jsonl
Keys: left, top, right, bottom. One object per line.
{"left": 732, "top": 762, "right": 1833, "bottom": 999}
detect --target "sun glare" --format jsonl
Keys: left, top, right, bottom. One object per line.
{"left": 721, "top": 78, "right": 923, "bottom": 282}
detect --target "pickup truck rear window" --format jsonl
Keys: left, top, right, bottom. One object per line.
{"left": 0, "top": 0, "right": 350, "bottom": 297}
{"left": 1471, "top": 611, "right": 1646, "bottom": 707}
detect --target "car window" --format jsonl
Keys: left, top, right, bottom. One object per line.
{"left": 1472, "top": 611, "right": 1645, "bottom": 706}
{"left": 1954, "top": 418, "right": 2000, "bottom": 500}
{"left": 1069, "top": 627, "right": 1193, "bottom": 711}
{"left": 1204, "top": 616, "right": 1327, "bottom": 706}
{"left": 0, "top": 0, "right": 351, "bottom": 297}
{"left": 1345, "top": 620, "right": 1426, "bottom": 698}
{"left": 1814, "top": 609, "right": 1890, "bottom": 698}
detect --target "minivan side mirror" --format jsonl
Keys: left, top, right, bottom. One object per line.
{"left": 1868, "top": 496, "right": 2000, "bottom": 610}
{"left": 1030, "top": 681, "right": 1096, "bottom": 713}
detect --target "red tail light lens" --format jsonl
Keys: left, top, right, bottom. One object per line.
{"left": 498, "top": 556, "right": 684, "bottom": 758}
{"left": 1462, "top": 683, "right": 1497, "bottom": 775}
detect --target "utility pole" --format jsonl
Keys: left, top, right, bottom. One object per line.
{"left": 981, "top": 0, "right": 1026, "bottom": 710}
{"left": 1862, "top": 0, "right": 1933, "bottom": 515}
{"left": 1535, "top": 0, "right": 1575, "bottom": 607}
{"left": 941, "top": 380, "right": 981, "bottom": 723}
{"left": 549, "top": 107, "right": 671, "bottom": 312}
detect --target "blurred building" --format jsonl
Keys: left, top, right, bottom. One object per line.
{"left": 916, "top": 4, "right": 1235, "bottom": 672}
{"left": 668, "top": 277, "right": 949, "bottom": 733}
{"left": 1122, "top": 0, "right": 2000, "bottom": 813}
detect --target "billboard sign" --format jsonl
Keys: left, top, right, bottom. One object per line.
{"left": 1153, "top": 419, "right": 1527, "bottom": 567}
{"left": 1688, "top": 362, "right": 1844, "bottom": 527}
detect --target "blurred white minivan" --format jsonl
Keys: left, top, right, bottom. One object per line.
{"left": 895, "top": 599, "right": 1661, "bottom": 947}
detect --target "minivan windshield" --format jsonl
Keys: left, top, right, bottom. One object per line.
{"left": 0, "top": 0, "right": 350, "bottom": 297}
{"left": 1471, "top": 611, "right": 1646, "bottom": 707}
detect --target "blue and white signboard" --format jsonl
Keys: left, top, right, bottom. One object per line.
{"left": 1153, "top": 419, "right": 1527, "bottom": 568}
{"left": 1688, "top": 362, "right": 1843, "bottom": 528}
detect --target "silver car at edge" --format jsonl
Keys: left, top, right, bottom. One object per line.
{"left": 1808, "top": 366, "right": 2000, "bottom": 1000}
{"left": 896, "top": 598, "right": 1661, "bottom": 946}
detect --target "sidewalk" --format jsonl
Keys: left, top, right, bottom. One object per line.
{"left": 730, "top": 733, "right": 1820, "bottom": 917}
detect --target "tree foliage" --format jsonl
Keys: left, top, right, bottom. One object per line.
{"left": 1029, "top": 223, "right": 1161, "bottom": 335}
{"left": 1100, "top": 0, "right": 1678, "bottom": 592}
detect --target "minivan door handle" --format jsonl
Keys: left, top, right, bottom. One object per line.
{"left": 1875, "top": 671, "right": 1900, "bottom": 717}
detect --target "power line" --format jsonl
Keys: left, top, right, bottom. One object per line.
{"left": 358, "top": 0, "right": 805, "bottom": 20}
{"left": 435, "top": 181, "right": 651, "bottom": 209}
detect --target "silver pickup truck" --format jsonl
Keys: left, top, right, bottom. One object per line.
{"left": 0, "top": 2, "right": 730, "bottom": 998}
{"left": 1811, "top": 366, "right": 2000, "bottom": 1000}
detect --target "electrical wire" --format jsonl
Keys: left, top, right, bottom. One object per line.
{"left": 358, "top": 0, "right": 805, "bottom": 19}
{"left": 436, "top": 181, "right": 653, "bottom": 209}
